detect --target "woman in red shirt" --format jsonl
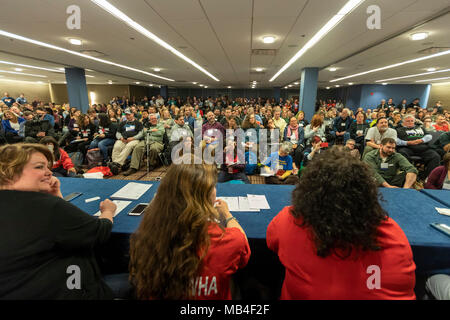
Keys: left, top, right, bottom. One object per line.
{"left": 267, "top": 146, "right": 416, "bottom": 300}
{"left": 130, "top": 163, "right": 250, "bottom": 300}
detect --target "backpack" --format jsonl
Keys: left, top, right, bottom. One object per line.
{"left": 68, "top": 151, "right": 83, "bottom": 167}
{"left": 86, "top": 148, "right": 104, "bottom": 169}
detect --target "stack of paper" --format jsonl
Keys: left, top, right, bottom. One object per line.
{"left": 94, "top": 200, "right": 131, "bottom": 217}
{"left": 83, "top": 172, "right": 104, "bottom": 179}
{"left": 110, "top": 182, "right": 152, "bottom": 200}
{"left": 216, "top": 195, "right": 270, "bottom": 212}
{"left": 436, "top": 207, "right": 450, "bottom": 216}
{"left": 247, "top": 194, "right": 270, "bottom": 209}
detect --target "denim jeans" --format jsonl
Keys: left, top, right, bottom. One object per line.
{"left": 90, "top": 138, "right": 115, "bottom": 162}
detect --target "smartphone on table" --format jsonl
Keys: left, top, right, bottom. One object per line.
{"left": 128, "top": 203, "right": 148, "bottom": 216}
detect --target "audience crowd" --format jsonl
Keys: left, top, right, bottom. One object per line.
{"left": 0, "top": 91, "right": 450, "bottom": 300}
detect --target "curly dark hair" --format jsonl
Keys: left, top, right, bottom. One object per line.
{"left": 291, "top": 146, "right": 388, "bottom": 258}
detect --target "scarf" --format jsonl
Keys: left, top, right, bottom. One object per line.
{"left": 286, "top": 125, "right": 299, "bottom": 141}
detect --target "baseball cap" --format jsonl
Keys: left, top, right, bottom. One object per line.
{"left": 124, "top": 108, "right": 132, "bottom": 114}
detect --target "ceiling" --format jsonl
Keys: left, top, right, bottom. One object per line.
{"left": 0, "top": 0, "right": 449, "bottom": 89}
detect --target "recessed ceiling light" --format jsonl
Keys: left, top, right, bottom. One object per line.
{"left": 330, "top": 48, "right": 450, "bottom": 82}
{"left": 91, "top": 0, "right": 219, "bottom": 81}
{"left": 382, "top": 83, "right": 388, "bottom": 85}
{"left": 294, "top": 82, "right": 299, "bottom": 85}
{"left": 227, "top": 86, "right": 232, "bottom": 88}
{"left": 329, "top": 68, "right": 337, "bottom": 72}
{"left": 288, "top": 85, "right": 292, "bottom": 87}
{"left": 14, "top": 68, "right": 23, "bottom": 71}
{"left": 69, "top": 38, "right": 82, "bottom": 45}
{"left": 410, "top": 32, "right": 428, "bottom": 41}
{"left": 85, "top": 75, "right": 95, "bottom": 78}
{"left": 58, "top": 68, "right": 65, "bottom": 71}
{"left": 427, "top": 68, "right": 436, "bottom": 72}
{"left": 335, "top": 85, "right": 340, "bottom": 87}
{"left": 263, "top": 36, "right": 275, "bottom": 44}
{"left": 204, "top": 86, "right": 208, "bottom": 88}
{"left": 192, "top": 82, "right": 197, "bottom": 84}
{"left": 199, "top": 84, "right": 203, "bottom": 87}
{"left": 135, "top": 82, "right": 140, "bottom": 84}
{"left": 0, "top": 29, "right": 174, "bottom": 81}
{"left": 326, "top": 87, "right": 330, "bottom": 89}
{"left": 269, "top": 0, "right": 365, "bottom": 82}
{"left": 348, "top": 82, "right": 353, "bottom": 85}
{"left": 255, "top": 67, "right": 263, "bottom": 72}
{"left": 153, "top": 68, "right": 161, "bottom": 72}
{"left": 108, "top": 80, "right": 113, "bottom": 84}
{"left": 149, "top": 84, "right": 153, "bottom": 86}
{"left": 252, "top": 81, "right": 257, "bottom": 83}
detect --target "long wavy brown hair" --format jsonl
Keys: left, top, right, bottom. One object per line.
{"left": 129, "top": 163, "right": 219, "bottom": 299}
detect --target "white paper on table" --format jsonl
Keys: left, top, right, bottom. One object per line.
{"left": 216, "top": 197, "right": 240, "bottom": 212}
{"left": 260, "top": 172, "right": 274, "bottom": 177}
{"left": 94, "top": 200, "right": 131, "bottom": 217}
{"left": 83, "top": 172, "right": 104, "bottom": 179}
{"left": 238, "top": 197, "right": 260, "bottom": 212}
{"left": 247, "top": 194, "right": 270, "bottom": 210}
{"left": 110, "top": 182, "right": 152, "bottom": 200}
{"left": 436, "top": 207, "right": 450, "bottom": 216}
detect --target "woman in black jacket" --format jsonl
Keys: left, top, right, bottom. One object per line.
{"left": 0, "top": 143, "right": 117, "bottom": 299}
{"left": 66, "top": 114, "right": 97, "bottom": 156}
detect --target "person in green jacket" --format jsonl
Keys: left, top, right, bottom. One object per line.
{"left": 363, "top": 137, "right": 418, "bottom": 188}
{"left": 124, "top": 113, "right": 165, "bottom": 175}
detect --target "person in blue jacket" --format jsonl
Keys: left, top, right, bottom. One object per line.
{"left": 332, "top": 108, "right": 353, "bottom": 144}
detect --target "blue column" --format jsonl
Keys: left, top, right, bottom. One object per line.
{"left": 273, "top": 87, "right": 281, "bottom": 102}
{"left": 160, "top": 85, "right": 168, "bottom": 100}
{"left": 299, "top": 67, "right": 319, "bottom": 121}
{"left": 65, "top": 67, "right": 89, "bottom": 113}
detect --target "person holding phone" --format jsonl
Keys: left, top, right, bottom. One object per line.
{"left": 0, "top": 143, "right": 118, "bottom": 299}
{"left": 129, "top": 164, "right": 250, "bottom": 299}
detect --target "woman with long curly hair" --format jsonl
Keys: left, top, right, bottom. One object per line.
{"left": 129, "top": 163, "right": 250, "bottom": 300}
{"left": 267, "top": 146, "right": 416, "bottom": 299}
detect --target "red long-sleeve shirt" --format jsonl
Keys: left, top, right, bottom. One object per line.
{"left": 53, "top": 148, "right": 74, "bottom": 170}
{"left": 267, "top": 206, "right": 416, "bottom": 300}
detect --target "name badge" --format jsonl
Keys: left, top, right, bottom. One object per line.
{"left": 208, "top": 129, "right": 213, "bottom": 135}
{"left": 126, "top": 125, "right": 135, "bottom": 131}
{"left": 341, "top": 123, "right": 346, "bottom": 127}
{"left": 357, "top": 130, "right": 363, "bottom": 135}
{"left": 380, "top": 163, "right": 389, "bottom": 170}
{"left": 73, "top": 124, "right": 78, "bottom": 128}
{"left": 443, "top": 183, "right": 450, "bottom": 190}
{"left": 248, "top": 132, "right": 253, "bottom": 136}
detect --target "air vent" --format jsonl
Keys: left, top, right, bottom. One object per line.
{"left": 417, "top": 47, "right": 450, "bottom": 54}
{"left": 252, "top": 49, "right": 277, "bottom": 56}
{"left": 79, "top": 50, "right": 107, "bottom": 57}
{"left": 249, "top": 71, "right": 266, "bottom": 75}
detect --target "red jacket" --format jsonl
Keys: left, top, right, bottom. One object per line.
{"left": 425, "top": 166, "right": 448, "bottom": 189}
{"left": 53, "top": 148, "right": 74, "bottom": 170}
{"left": 267, "top": 206, "right": 416, "bottom": 300}
{"left": 193, "top": 223, "right": 250, "bottom": 300}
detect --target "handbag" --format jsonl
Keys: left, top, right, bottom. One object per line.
{"left": 86, "top": 148, "right": 104, "bottom": 169}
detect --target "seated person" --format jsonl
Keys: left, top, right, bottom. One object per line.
{"left": 0, "top": 143, "right": 118, "bottom": 299}
{"left": 425, "top": 274, "right": 450, "bottom": 300}
{"left": 363, "top": 138, "right": 418, "bottom": 188}
{"left": 296, "top": 111, "right": 309, "bottom": 128}
{"left": 218, "top": 139, "right": 250, "bottom": 184}
{"left": 202, "top": 111, "right": 225, "bottom": 153}
{"left": 65, "top": 114, "right": 97, "bottom": 156}
{"left": 168, "top": 114, "right": 194, "bottom": 160}
{"left": 396, "top": 115, "right": 441, "bottom": 179}
{"left": 433, "top": 131, "right": 449, "bottom": 157}
{"left": 1, "top": 110, "right": 25, "bottom": 143}
{"left": 129, "top": 163, "right": 250, "bottom": 299}
{"left": 345, "top": 139, "right": 360, "bottom": 158}
{"left": 424, "top": 153, "right": 450, "bottom": 190}
{"left": 304, "top": 114, "right": 327, "bottom": 145}
{"left": 89, "top": 113, "right": 117, "bottom": 165}
{"left": 433, "top": 114, "right": 449, "bottom": 132}
{"left": 388, "top": 111, "right": 403, "bottom": 129}
{"left": 302, "top": 135, "right": 326, "bottom": 167}
{"left": 350, "top": 111, "right": 369, "bottom": 155}
{"left": 363, "top": 117, "right": 397, "bottom": 158}
{"left": 39, "top": 136, "right": 77, "bottom": 177}
{"left": 24, "top": 112, "right": 56, "bottom": 143}
{"left": 267, "top": 146, "right": 416, "bottom": 299}
{"left": 123, "top": 113, "right": 164, "bottom": 176}
{"left": 108, "top": 109, "right": 144, "bottom": 175}
{"left": 283, "top": 117, "right": 305, "bottom": 169}
{"left": 262, "top": 142, "right": 299, "bottom": 185}
{"left": 332, "top": 108, "right": 352, "bottom": 144}
{"left": 423, "top": 116, "right": 436, "bottom": 133}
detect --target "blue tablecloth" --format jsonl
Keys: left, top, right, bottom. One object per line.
{"left": 419, "top": 189, "right": 450, "bottom": 208}
{"left": 59, "top": 178, "right": 450, "bottom": 275}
